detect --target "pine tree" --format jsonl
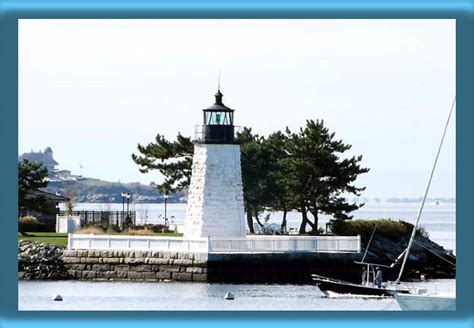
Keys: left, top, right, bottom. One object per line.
{"left": 285, "top": 120, "right": 369, "bottom": 234}
{"left": 263, "top": 131, "right": 294, "bottom": 231}
{"left": 18, "top": 159, "right": 49, "bottom": 216}
{"left": 131, "top": 133, "right": 194, "bottom": 194}
{"left": 239, "top": 128, "right": 271, "bottom": 233}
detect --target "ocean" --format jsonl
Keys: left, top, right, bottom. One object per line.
{"left": 18, "top": 279, "right": 455, "bottom": 311}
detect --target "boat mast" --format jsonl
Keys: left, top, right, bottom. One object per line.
{"left": 396, "top": 97, "right": 456, "bottom": 283}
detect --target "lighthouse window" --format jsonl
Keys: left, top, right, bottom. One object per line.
{"left": 205, "top": 111, "right": 232, "bottom": 125}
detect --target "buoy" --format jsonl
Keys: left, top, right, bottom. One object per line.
{"left": 52, "top": 294, "right": 63, "bottom": 301}
{"left": 224, "top": 291, "right": 234, "bottom": 300}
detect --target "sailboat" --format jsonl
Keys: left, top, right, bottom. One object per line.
{"left": 314, "top": 97, "right": 456, "bottom": 302}
{"left": 393, "top": 97, "right": 456, "bottom": 310}
{"left": 395, "top": 290, "right": 455, "bottom": 311}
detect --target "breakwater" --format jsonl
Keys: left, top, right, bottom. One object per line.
{"left": 18, "top": 240, "right": 69, "bottom": 280}
{"left": 62, "top": 250, "right": 361, "bottom": 283}
{"left": 18, "top": 237, "right": 455, "bottom": 283}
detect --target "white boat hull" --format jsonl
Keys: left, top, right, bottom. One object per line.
{"left": 395, "top": 293, "right": 455, "bottom": 311}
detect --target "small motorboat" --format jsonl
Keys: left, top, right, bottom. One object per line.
{"left": 312, "top": 229, "right": 411, "bottom": 298}
{"left": 312, "top": 273, "right": 410, "bottom": 297}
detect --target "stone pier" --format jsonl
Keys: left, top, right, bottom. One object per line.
{"left": 63, "top": 250, "right": 208, "bottom": 282}
{"left": 62, "top": 249, "right": 363, "bottom": 283}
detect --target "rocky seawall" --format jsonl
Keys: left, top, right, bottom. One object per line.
{"left": 18, "top": 240, "right": 69, "bottom": 280}
{"left": 18, "top": 236, "right": 455, "bottom": 283}
{"left": 360, "top": 234, "right": 456, "bottom": 281}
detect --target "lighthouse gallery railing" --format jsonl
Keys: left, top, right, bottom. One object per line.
{"left": 68, "top": 234, "right": 360, "bottom": 253}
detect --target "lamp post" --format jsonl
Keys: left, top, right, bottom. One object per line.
{"left": 163, "top": 193, "right": 169, "bottom": 227}
{"left": 121, "top": 191, "right": 126, "bottom": 226}
{"left": 126, "top": 193, "right": 131, "bottom": 217}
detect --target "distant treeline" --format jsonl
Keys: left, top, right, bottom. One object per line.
{"left": 385, "top": 197, "right": 455, "bottom": 204}
{"left": 45, "top": 179, "right": 185, "bottom": 204}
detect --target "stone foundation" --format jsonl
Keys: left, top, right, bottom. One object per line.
{"left": 62, "top": 249, "right": 364, "bottom": 283}
{"left": 63, "top": 250, "right": 208, "bottom": 282}
{"left": 207, "top": 252, "right": 363, "bottom": 284}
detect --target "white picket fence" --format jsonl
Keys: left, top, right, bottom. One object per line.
{"left": 211, "top": 235, "right": 361, "bottom": 253}
{"left": 68, "top": 234, "right": 360, "bottom": 254}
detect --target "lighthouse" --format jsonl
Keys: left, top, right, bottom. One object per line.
{"left": 183, "top": 90, "right": 247, "bottom": 239}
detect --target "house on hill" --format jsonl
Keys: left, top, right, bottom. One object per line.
{"left": 19, "top": 147, "right": 58, "bottom": 175}
{"left": 19, "top": 147, "right": 83, "bottom": 181}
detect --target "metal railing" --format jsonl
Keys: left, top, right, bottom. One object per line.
{"left": 68, "top": 234, "right": 360, "bottom": 254}
{"left": 209, "top": 235, "right": 360, "bottom": 253}
{"left": 60, "top": 210, "right": 136, "bottom": 227}
{"left": 194, "top": 125, "right": 242, "bottom": 143}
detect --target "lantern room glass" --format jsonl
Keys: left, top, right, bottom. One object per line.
{"left": 204, "top": 111, "right": 233, "bottom": 125}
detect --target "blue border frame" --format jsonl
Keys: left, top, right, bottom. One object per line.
{"left": 1, "top": 0, "right": 473, "bottom": 326}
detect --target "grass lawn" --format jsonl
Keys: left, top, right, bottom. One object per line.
{"left": 153, "top": 232, "right": 183, "bottom": 237}
{"left": 18, "top": 231, "right": 183, "bottom": 247}
{"left": 104, "top": 232, "right": 183, "bottom": 237}
{"left": 18, "top": 232, "right": 68, "bottom": 247}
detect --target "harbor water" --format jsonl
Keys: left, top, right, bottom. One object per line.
{"left": 18, "top": 279, "right": 455, "bottom": 311}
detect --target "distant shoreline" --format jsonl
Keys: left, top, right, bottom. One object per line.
{"left": 66, "top": 198, "right": 456, "bottom": 205}
{"left": 41, "top": 174, "right": 455, "bottom": 205}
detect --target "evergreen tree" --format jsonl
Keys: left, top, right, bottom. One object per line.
{"left": 131, "top": 133, "right": 194, "bottom": 194}
{"left": 286, "top": 120, "right": 369, "bottom": 234}
{"left": 18, "top": 159, "right": 49, "bottom": 216}
{"left": 239, "top": 128, "right": 271, "bottom": 233}
{"left": 263, "top": 131, "right": 294, "bottom": 231}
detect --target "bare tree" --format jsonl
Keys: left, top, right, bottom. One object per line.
{"left": 64, "top": 183, "right": 78, "bottom": 215}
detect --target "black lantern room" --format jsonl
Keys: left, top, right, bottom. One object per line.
{"left": 197, "top": 90, "right": 237, "bottom": 144}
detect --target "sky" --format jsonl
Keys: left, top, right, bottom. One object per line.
{"left": 18, "top": 19, "right": 456, "bottom": 199}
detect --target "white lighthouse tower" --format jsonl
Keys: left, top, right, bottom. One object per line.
{"left": 183, "top": 90, "right": 247, "bottom": 239}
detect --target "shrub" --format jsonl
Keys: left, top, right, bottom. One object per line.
{"left": 76, "top": 226, "right": 105, "bottom": 235}
{"left": 82, "top": 221, "right": 109, "bottom": 231}
{"left": 18, "top": 216, "right": 47, "bottom": 233}
{"left": 143, "top": 224, "right": 168, "bottom": 233}
{"left": 329, "top": 218, "right": 428, "bottom": 244}
{"left": 399, "top": 220, "right": 430, "bottom": 239}
{"left": 308, "top": 227, "right": 326, "bottom": 236}
{"left": 106, "top": 224, "right": 122, "bottom": 234}
{"left": 126, "top": 228, "right": 154, "bottom": 236}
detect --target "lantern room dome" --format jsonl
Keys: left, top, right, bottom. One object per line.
{"left": 204, "top": 90, "right": 234, "bottom": 112}
{"left": 204, "top": 103, "right": 233, "bottom": 111}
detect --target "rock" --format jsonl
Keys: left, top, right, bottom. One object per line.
{"left": 18, "top": 241, "right": 70, "bottom": 280}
